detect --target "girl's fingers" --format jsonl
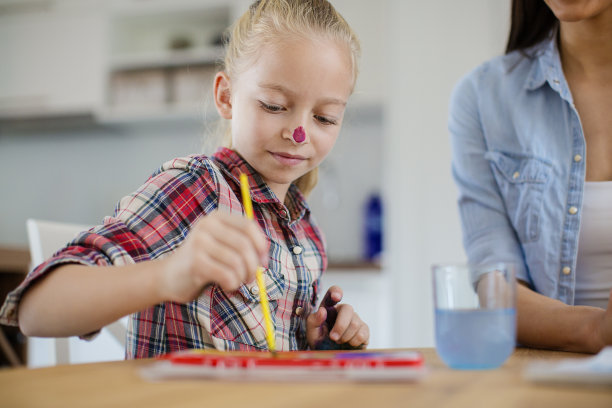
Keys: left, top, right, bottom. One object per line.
{"left": 338, "top": 314, "right": 362, "bottom": 344}
{"left": 322, "top": 285, "right": 343, "bottom": 307}
{"left": 197, "top": 251, "right": 243, "bottom": 292}
{"left": 328, "top": 303, "right": 353, "bottom": 341}
{"left": 306, "top": 306, "right": 327, "bottom": 332}
{"left": 348, "top": 325, "right": 370, "bottom": 347}
{"left": 205, "top": 223, "right": 258, "bottom": 282}
{"left": 194, "top": 212, "right": 268, "bottom": 284}
{"left": 305, "top": 307, "right": 328, "bottom": 348}
{"left": 199, "top": 231, "right": 248, "bottom": 280}
{"left": 216, "top": 213, "right": 268, "bottom": 261}
{"left": 328, "top": 304, "right": 369, "bottom": 346}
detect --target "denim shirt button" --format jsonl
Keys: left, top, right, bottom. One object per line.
{"left": 562, "top": 266, "right": 571, "bottom": 275}
{"left": 512, "top": 171, "right": 520, "bottom": 179}
{"left": 568, "top": 206, "right": 578, "bottom": 215}
{"left": 573, "top": 154, "right": 582, "bottom": 162}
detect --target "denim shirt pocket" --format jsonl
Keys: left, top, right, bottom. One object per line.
{"left": 485, "top": 151, "right": 552, "bottom": 243}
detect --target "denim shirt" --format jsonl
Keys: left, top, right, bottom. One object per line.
{"left": 449, "top": 33, "right": 585, "bottom": 305}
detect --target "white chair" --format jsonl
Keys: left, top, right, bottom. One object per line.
{"left": 25, "top": 218, "right": 127, "bottom": 367}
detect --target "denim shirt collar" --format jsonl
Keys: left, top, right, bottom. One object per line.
{"left": 525, "top": 28, "right": 574, "bottom": 105}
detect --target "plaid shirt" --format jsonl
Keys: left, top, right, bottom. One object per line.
{"left": 0, "top": 148, "right": 327, "bottom": 357}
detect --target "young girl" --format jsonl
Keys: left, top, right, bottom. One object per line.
{"left": 0, "top": 0, "right": 370, "bottom": 357}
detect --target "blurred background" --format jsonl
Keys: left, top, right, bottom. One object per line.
{"left": 0, "top": 0, "right": 510, "bottom": 364}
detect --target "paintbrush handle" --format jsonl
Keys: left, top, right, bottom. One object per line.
{"left": 239, "top": 173, "right": 276, "bottom": 353}
{"left": 255, "top": 267, "right": 276, "bottom": 351}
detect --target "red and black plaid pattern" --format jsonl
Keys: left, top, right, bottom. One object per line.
{"left": 1, "top": 148, "right": 327, "bottom": 357}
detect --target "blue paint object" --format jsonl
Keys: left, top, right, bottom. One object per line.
{"left": 364, "top": 194, "right": 382, "bottom": 261}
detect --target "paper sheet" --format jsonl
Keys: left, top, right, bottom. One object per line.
{"left": 524, "top": 346, "right": 612, "bottom": 386}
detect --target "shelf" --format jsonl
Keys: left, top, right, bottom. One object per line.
{"left": 327, "top": 260, "right": 382, "bottom": 271}
{"left": 96, "top": 104, "right": 214, "bottom": 125}
{"left": 109, "top": 46, "right": 224, "bottom": 71}
{"left": 110, "top": 0, "right": 231, "bottom": 17}
{"left": 0, "top": 108, "right": 96, "bottom": 131}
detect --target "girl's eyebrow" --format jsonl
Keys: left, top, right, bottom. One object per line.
{"left": 258, "top": 82, "right": 347, "bottom": 106}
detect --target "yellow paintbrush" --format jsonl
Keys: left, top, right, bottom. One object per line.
{"left": 239, "top": 173, "right": 276, "bottom": 354}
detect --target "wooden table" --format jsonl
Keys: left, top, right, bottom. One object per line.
{"left": 0, "top": 348, "right": 610, "bottom": 407}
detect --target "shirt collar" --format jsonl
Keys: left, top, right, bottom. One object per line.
{"left": 524, "top": 28, "right": 574, "bottom": 104}
{"left": 211, "top": 147, "right": 310, "bottom": 221}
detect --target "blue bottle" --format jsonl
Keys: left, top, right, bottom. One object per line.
{"left": 364, "top": 194, "right": 383, "bottom": 261}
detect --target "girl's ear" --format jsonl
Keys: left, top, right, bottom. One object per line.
{"left": 213, "top": 71, "right": 232, "bottom": 119}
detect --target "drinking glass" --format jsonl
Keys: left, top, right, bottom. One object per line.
{"left": 432, "top": 263, "right": 516, "bottom": 369}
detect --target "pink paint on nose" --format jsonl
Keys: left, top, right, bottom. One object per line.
{"left": 292, "top": 126, "right": 306, "bottom": 143}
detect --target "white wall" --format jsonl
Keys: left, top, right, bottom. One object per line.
{"left": 383, "top": 0, "right": 510, "bottom": 347}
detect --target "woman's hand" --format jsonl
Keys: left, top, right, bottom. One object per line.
{"left": 157, "top": 211, "right": 268, "bottom": 303}
{"left": 517, "top": 285, "right": 612, "bottom": 353}
{"left": 595, "top": 290, "right": 612, "bottom": 349}
{"left": 306, "top": 285, "right": 370, "bottom": 349}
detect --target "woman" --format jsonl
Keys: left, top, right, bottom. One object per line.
{"left": 449, "top": 0, "right": 612, "bottom": 352}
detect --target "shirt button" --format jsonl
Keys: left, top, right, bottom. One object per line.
{"left": 292, "top": 246, "right": 303, "bottom": 255}
{"left": 295, "top": 306, "right": 303, "bottom": 316}
{"left": 250, "top": 285, "right": 260, "bottom": 296}
{"left": 562, "top": 266, "right": 571, "bottom": 275}
{"left": 280, "top": 209, "right": 287, "bottom": 218}
{"left": 573, "top": 154, "right": 582, "bottom": 163}
{"left": 568, "top": 206, "right": 578, "bottom": 215}
{"left": 512, "top": 171, "right": 520, "bottom": 179}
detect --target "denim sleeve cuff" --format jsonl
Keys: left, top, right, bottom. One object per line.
{"left": 465, "top": 233, "right": 530, "bottom": 286}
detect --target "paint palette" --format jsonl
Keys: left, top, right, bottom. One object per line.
{"left": 141, "top": 349, "right": 426, "bottom": 382}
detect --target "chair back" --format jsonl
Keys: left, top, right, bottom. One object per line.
{"left": 25, "top": 219, "right": 127, "bottom": 367}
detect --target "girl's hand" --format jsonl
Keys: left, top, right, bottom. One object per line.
{"left": 157, "top": 211, "right": 268, "bottom": 303}
{"left": 306, "top": 285, "right": 370, "bottom": 349}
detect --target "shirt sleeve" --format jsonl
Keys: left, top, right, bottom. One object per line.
{"left": 449, "top": 70, "right": 530, "bottom": 284}
{"left": 0, "top": 156, "right": 220, "bottom": 327}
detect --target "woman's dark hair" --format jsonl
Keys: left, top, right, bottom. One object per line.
{"left": 506, "top": 0, "right": 559, "bottom": 54}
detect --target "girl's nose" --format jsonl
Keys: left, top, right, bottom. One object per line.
{"left": 292, "top": 126, "right": 306, "bottom": 143}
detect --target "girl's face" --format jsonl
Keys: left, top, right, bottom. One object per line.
{"left": 215, "top": 36, "right": 354, "bottom": 201}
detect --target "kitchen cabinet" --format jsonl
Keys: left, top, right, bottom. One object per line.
{"left": 0, "top": 0, "right": 106, "bottom": 120}
{"left": 0, "top": 0, "right": 384, "bottom": 123}
{"left": 100, "top": 0, "right": 385, "bottom": 123}
{"left": 100, "top": 0, "right": 230, "bottom": 123}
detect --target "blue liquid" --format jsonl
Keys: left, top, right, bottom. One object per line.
{"left": 435, "top": 308, "right": 516, "bottom": 369}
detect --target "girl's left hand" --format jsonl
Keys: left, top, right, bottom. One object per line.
{"left": 306, "top": 285, "right": 370, "bottom": 349}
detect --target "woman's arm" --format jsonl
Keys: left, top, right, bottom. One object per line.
{"left": 517, "top": 283, "right": 612, "bottom": 353}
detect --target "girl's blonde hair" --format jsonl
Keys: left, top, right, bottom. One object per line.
{"left": 220, "top": 0, "right": 361, "bottom": 197}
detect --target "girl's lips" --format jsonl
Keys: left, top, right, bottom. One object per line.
{"left": 270, "top": 152, "right": 307, "bottom": 166}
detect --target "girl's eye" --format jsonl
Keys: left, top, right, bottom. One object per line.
{"left": 315, "top": 115, "right": 338, "bottom": 126}
{"left": 259, "top": 101, "right": 284, "bottom": 112}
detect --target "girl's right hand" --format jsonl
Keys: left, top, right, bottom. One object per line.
{"left": 157, "top": 211, "right": 268, "bottom": 303}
